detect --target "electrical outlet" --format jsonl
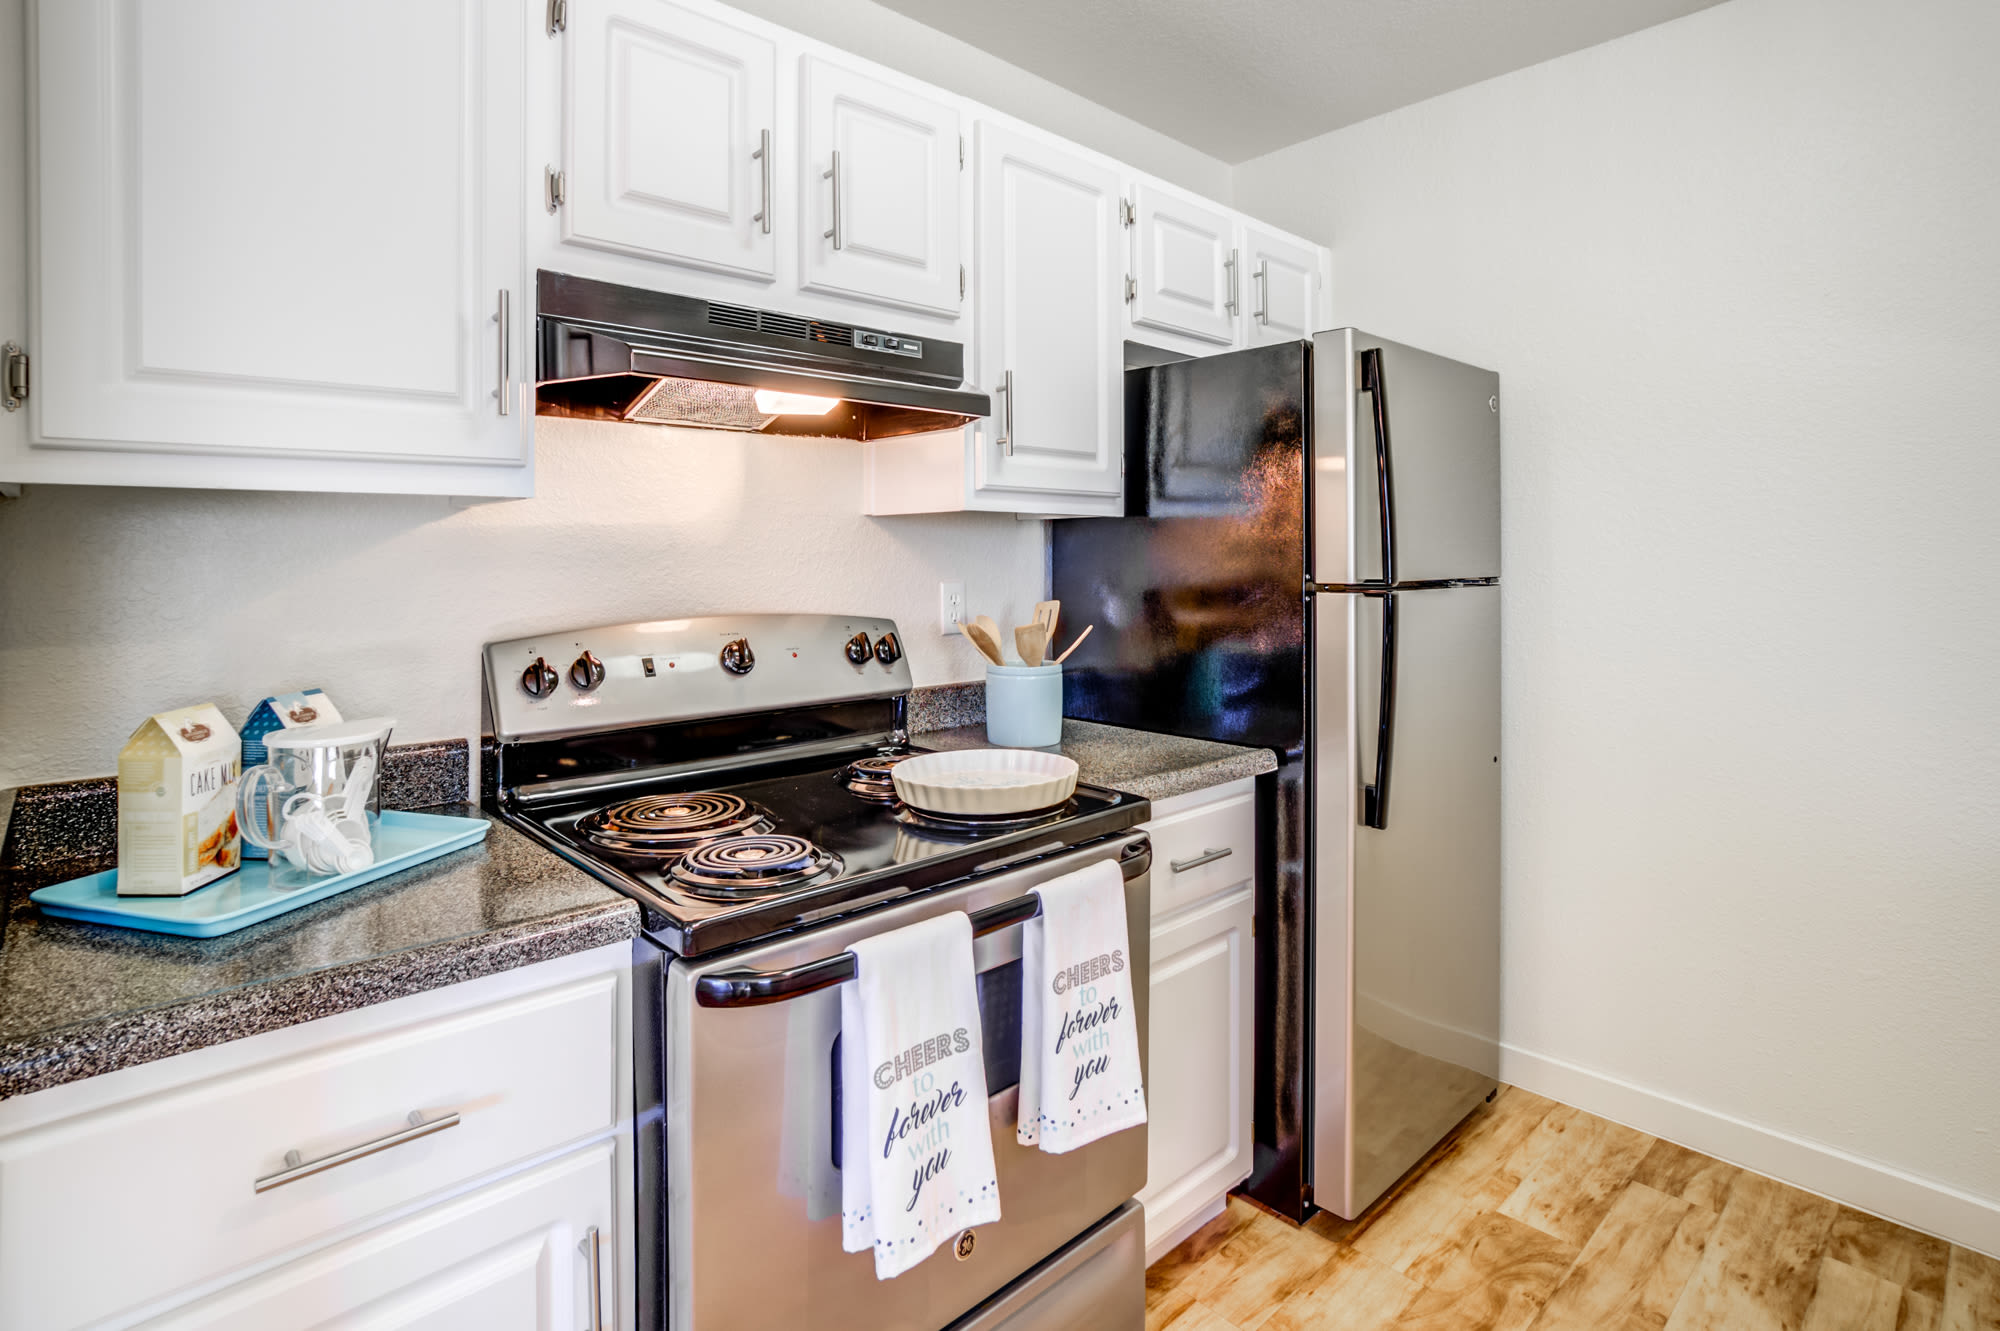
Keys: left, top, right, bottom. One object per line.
{"left": 939, "top": 581, "right": 966, "bottom": 635}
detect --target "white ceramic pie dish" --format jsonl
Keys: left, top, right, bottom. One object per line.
{"left": 891, "top": 748, "right": 1080, "bottom": 816}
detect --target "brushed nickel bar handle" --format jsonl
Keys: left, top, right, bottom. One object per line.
{"left": 753, "top": 129, "right": 771, "bottom": 235}
{"left": 582, "top": 1225, "right": 605, "bottom": 1331}
{"left": 1170, "top": 846, "right": 1233, "bottom": 873}
{"left": 493, "top": 289, "right": 510, "bottom": 416}
{"left": 1224, "top": 248, "right": 1239, "bottom": 316}
{"left": 254, "top": 1110, "right": 461, "bottom": 1193}
{"left": 997, "top": 369, "right": 1014, "bottom": 456}
{"left": 1255, "top": 259, "right": 1270, "bottom": 324}
{"left": 823, "top": 149, "right": 842, "bottom": 249}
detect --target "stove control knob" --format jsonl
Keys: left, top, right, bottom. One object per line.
{"left": 568, "top": 651, "right": 605, "bottom": 692}
{"left": 720, "top": 638, "right": 756, "bottom": 675}
{"left": 520, "top": 657, "right": 560, "bottom": 699}
{"left": 874, "top": 632, "right": 903, "bottom": 666}
{"left": 845, "top": 632, "right": 873, "bottom": 665}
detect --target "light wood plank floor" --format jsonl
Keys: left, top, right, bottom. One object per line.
{"left": 1148, "top": 1086, "right": 2000, "bottom": 1331}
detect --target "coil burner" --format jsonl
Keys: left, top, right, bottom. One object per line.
{"left": 579, "top": 792, "right": 771, "bottom": 857}
{"left": 843, "top": 753, "right": 915, "bottom": 802}
{"left": 669, "top": 834, "right": 842, "bottom": 896}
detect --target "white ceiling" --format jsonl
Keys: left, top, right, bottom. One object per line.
{"left": 872, "top": 0, "right": 1728, "bottom": 162}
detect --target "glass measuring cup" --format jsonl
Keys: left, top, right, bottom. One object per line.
{"left": 237, "top": 717, "right": 395, "bottom": 888}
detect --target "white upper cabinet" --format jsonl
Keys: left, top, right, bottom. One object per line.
{"left": 973, "top": 125, "right": 1124, "bottom": 501}
{"left": 1242, "top": 224, "right": 1322, "bottom": 347}
{"left": 1128, "top": 184, "right": 1238, "bottom": 346}
{"left": 22, "top": 0, "right": 530, "bottom": 494}
{"left": 798, "top": 57, "right": 963, "bottom": 317}
{"left": 562, "top": 0, "right": 778, "bottom": 280}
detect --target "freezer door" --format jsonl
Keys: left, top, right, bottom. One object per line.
{"left": 1311, "top": 584, "right": 1500, "bottom": 1219}
{"left": 1310, "top": 330, "right": 1500, "bottom": 584}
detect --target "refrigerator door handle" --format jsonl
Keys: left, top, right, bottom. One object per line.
{"left": 1359, "top": 346, "right": 1398, "bottom": 585}
{"left": 1362, "top": 591, "right": 1399, "bottom": 829}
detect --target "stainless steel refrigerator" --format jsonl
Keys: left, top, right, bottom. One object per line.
{"left": 1050, "top": 330, "right": 1500, "bottom": 1221}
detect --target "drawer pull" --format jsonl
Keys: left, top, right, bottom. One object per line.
{"left": 582, "top": 1225, "right": 605, "bottom": 1331}
{"left": 1170, "top": 846, "right": 1234, "bottom": 873}
{"left": 254, "top": 1110, "right": 461, "bottom": 1194}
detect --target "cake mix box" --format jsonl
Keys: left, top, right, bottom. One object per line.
{"left": 116, "top": 703, "right": 242, "bottom": 896}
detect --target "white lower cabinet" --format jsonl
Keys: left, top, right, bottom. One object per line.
{"left": 138, "top": 1142, "right": 618, "bottom": 1331}
{"left": 1137, "top": 779, "right": 1259, "bottom": 1264}
{"left": 0, "top": 943, "right": 634, "bottom": 1331}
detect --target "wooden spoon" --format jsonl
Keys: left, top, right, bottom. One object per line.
{"left": 1014, "top": 624, "right": 1047, "bottom": 667}
{"left": 1053, "top": 624, "right": 1094, "bottom": 663}
{"left": 960, "top": 620, "right": 1006, "bottom": 666}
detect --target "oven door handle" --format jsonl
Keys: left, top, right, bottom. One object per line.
{"left": 693, "top": 839, "right": 1150, "bottom": 1009}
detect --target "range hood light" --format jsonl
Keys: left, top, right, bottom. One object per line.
{"left": 753, "top": 389, "right": 842, "bottom": 416}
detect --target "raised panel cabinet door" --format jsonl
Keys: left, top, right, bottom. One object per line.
{"left": 799, "top": 56, "right": 963, "bottom": 316}
{"left": 1138, "top": 885, "right": 1255, "bottom": 1258}
{"left": 1242, "top": 225, "right": 1321, "bottom": 346}
{"left": 1129, "top": 184, "right": 1237, "bottom": 345}
{"left": 564, "top": 0, "right": 777, "bottom": 278}
{"left": 137, "top": 1143, "right": 620, "bottom": 1331}
{"left": 29, "top": 0, "right": 529, "bottom": 468}
{"left": 973, "top": 124, "right": 1123, "bottom": 498}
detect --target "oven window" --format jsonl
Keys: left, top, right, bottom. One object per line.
{"left": 831, "top": 959, "right": 1025, "bottom": 1168}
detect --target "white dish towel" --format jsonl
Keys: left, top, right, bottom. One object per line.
{"left": 840, "top": 912, "right": 1002, "bottom": 1280}
{"left": 1017, "top": 859, "right": 1147, "bottom": 1153}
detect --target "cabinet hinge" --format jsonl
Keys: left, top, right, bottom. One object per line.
{"left": 545, "top": 166, "right": 566, "bottom": 212}
{"left": 1120, "top": 197, "right": 1135, "bottom": 227}
{"left": 546, "top": 0, "right": 568, "bottom": 34}
{"left": 959, "top": 265, "right": 966, "bottom": 300}
{"left": 1124, "top": 275, "right": 1136, "bottom": 303}
{"left": 1, "top": 342, "right": 26, "bottom": 412}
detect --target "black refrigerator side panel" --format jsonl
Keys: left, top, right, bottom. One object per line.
{"left": 1051, "top": 340, "right": 1315, "bottom": 1219}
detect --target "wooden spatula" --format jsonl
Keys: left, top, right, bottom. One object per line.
{"left": 1014, "top": 624, "right": 1047, "bottom": 667}
{"left": 960, "top": 620, "right": 1006, "bottom": 666}
{"left": 1034, "top": 600, "right": 1060, "bottom": 641}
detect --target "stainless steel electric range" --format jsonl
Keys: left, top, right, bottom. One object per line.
{"left": 482, "top": 614, "right": 1153, "bottom": 1331}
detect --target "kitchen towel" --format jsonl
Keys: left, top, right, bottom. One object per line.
{"left": 1017, "top": 859, "right": 1147, "bottom": 1153}
{"left": 840, "top": 911, "right": 1001, "bottom": 1280}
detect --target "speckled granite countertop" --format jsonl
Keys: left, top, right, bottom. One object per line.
{"left": 0, "top": 802, "right": 638, "bottom": 1102}
{"left": 913, "top": 718, "right": 1276, "bottom": 802}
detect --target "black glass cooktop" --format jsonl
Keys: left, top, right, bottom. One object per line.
{"left": 502, "top": 745, "right": 1144, "bottom": 957}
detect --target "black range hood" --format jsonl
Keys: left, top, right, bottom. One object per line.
{"left": 534, "top": 271, "right": 988, "bottom": 440}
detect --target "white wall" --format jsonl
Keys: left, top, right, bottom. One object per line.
{"left": 1234, "top": 0, "right": 2000, "bottom": 1250}
{"left": 0, "top": 417, "right": 1043, "bottom": 787}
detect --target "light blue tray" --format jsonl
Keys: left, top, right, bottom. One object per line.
{"left": 31, "top": 811, "right": 491, "bottom": 938}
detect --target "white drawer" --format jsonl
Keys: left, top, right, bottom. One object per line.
{"left": 1142, "top": 779, "right": 1257, "bottom": 918}
{"left": 0, "top": 969, "right": 621, "bottom": 1330}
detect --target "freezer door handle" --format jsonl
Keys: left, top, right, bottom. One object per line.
{"left": 1363, "top": 591, "right": 1399, "bottom": 829}
{"left": 1359, "top": 346, "right": 1398, "bottom": 585}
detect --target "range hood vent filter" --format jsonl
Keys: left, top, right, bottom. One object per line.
{"left": 626, "top": 378, "right": 778, "bottom": 431}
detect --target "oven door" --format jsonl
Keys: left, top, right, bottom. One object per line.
{"left": 663, "top": 833, "right": 1151, "bottom": 1331}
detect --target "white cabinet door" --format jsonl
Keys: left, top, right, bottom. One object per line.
{"left": 28, "top": 0, "right": 529, "bottom": 477}
{"left": 1129, "top": 184, "right": 1237, "bottom": 346}
{"left": 799, "top": 57, "right": 963, "bottom": 316}
{"left": 138, "top": 1143, "right": 619, "bottom": 1331}
{"left": 1242, "top": 225, "right": 1321, "bottom": 346}
{"left": 1139, "top": 884, "right": 1255, "bottom": 1262}
{"left": 564, "top": 0, "right": 777, "bottom": 279}
{"left": 973, "top": 125, "right": 1124, "bottom": 500}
